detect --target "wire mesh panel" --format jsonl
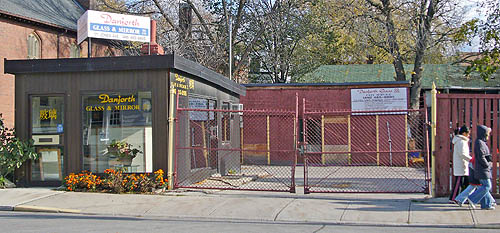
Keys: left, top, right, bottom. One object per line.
{"left": 303, "top": 109, "right": 429, "bottom": 193}
{"left": 174, "top": 108, "right": 297, "bottom": 192}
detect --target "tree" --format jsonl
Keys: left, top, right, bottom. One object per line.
{"left": 96, "top": 0, "right": 284, "bottom": 82}
{"left": 247, "top": 0, "right": 315, "bottom": 83}
{"left": 455, "top": 0, "right": 499, "bottom": 81}
{"left": 315, "top": 0, "right": 463, "bottom": 109}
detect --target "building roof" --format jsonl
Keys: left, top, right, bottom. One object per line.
{"left": 3, "top": 54, "right": 245, "bottom": 96}
{"left": 0, "top": 0, "right": 85, "bottom": 31}
{"left": 244, "top": 81, "right": 409, "bottom": 88}
{"left": 299, "top": 64, "right": 500, "bottom": 90}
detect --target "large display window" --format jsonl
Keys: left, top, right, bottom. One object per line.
{"left": 82, "top": 91, "right": 153, "bottom": 173}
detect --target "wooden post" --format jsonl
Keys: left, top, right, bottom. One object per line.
{"left": 167, "top": 87, "right": 176, "bottom": 190}
{"left": 376, "top": 115, "right": 379, "bottom": 166}
{"left": 201, "top": 122, "right": 208, "bottom": 167}
{"left": 348, "top": 114, "right": 351, "bottom": 165}
{"left": 267, "top": 115, "right": 270, "bottom": 165}
{"left": 431, "top": 82, "right": 437, "bottom": 197}
{"left": 322, "top": 115, "right": 325, "bottom": 165}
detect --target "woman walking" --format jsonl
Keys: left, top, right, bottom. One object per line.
{"left": 449, "top": 126, "right": 472, "bottom": 203}
{"left": 454, "top": 155, "right": 479, "bottom": 207}
{"left": 468, "top": 125, "right": 496, "bottom": 210}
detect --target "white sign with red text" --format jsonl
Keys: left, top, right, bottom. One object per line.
{"left": 351, "top": 88, "right": 408, "bottom": 114}
{"left": 77, "top": 10, "right": 150, "bottom": 44}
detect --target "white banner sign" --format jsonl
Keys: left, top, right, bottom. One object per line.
{"left": 189, "top": 98, "right": 209, "bottom": 121}
{"left": 351, "top": 88, "right": 407, "bottom": 114}
{"left": 77, "top": 10, "right": 150, "bottom": 44}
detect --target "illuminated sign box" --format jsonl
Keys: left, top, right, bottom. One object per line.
{"left": 77, "top": 10, "right": 150, "bottom": 44}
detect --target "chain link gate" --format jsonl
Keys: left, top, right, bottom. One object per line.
{"left": 173, "top": 95, "right": 429, "bottom": 193}
{"left": 302, "top": 107, "right": 430, "bottom": 193}
{"left": 174, "top": 106, "right": 298, "bottom": 192}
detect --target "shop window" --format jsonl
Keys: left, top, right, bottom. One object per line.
{"left": 31, "top": 96, "right": 64, "bottom": 134}
{"left": 27, "top": 32, "right": 41, "bottom": 59}
{"left": 222, "top": 102, "right": 231, "bottom": 142}
{"left": 82, "top": 91, "right": 153, "bottom": 173}
{"left": 70, "top": 44, "right": 80, "bottom": 58}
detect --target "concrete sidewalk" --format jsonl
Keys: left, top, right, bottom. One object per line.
{"left": 1, "top": 188, "right": 499, "bottom": 229}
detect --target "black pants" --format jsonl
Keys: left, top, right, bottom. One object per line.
{"left": 449, "top": 176, "right": 469, "bottom": 201}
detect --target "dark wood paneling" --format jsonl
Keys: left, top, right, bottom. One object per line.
{"left": 15, "top": 69, "right": 172, "bottom": 183}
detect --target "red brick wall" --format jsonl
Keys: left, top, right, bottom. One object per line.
{"left": 0, "top": 18, "right": 118, "bottom": 128}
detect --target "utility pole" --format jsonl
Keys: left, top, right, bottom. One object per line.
{"left": 228, "top": 12, "right": 232, "bottom": 81}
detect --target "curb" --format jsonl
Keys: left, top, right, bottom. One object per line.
{"left": 13, "top": 205, "right": 81, "bottom": 214}
{"left": 0, "top": 206, "right": 13, "bottom": 211}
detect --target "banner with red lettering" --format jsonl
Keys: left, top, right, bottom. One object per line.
{"left": 78, "top": 10, "right": 150, "bottom": 44}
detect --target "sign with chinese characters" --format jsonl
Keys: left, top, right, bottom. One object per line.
{"left": 77, "top": 10, "right": 150, "bottom": 44}
{"left": 171, "top": 73, "right": 195, "bottom": 96}
{"left": 40, "top": 109, "right": 57, "bottom": 120}
{"left": 351, "top": 88, "right": 407, "bottom": 114}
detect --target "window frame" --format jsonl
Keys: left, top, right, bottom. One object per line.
{"left": 27, "top": 32, "right": 41, "bottom": 59}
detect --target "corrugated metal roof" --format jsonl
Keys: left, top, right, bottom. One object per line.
{"left": 0, "top": 0, "right": 84, "bottom": 30}
{"left": 299, "top": 64, "right": 500, "bottom": 89}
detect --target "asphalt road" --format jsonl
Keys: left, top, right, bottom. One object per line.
{"left": 1, "top": 212, "right": 498, "bottom": 233}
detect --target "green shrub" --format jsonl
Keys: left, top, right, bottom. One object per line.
{"left": 0, "top": 114, "right": 38, "bottom": 188}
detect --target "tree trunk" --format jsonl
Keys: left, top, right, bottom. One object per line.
{"left": 393, "top": 58, "right": 406, "bottom": 81}
{"left": 410, "top": 0, "right": 435, "bottom": 110}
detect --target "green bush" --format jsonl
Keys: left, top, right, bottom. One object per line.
{"left": 0, "top": 114, "right": 38, "bottom": 188}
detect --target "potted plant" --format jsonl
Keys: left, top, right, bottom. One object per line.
{"left": 107, "top": 140, "right": 141, "bottom": 166}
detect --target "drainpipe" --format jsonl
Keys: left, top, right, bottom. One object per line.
{"left": 431, "top": 82, "right": 437, "bottom": 197}
{"left": 167, "top": 86, "right": 176, "bottom": 190}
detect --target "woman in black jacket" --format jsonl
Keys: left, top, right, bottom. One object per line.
{"left": 468, "top": 125, "right": 496, "bottom": 210}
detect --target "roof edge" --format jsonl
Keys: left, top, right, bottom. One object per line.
{"left": 4, "top": 55, "right": 245, "bottom": 96}
{"left": 244, "top": 81, "right": 410, "bottom": 87}
{"left": 0, "top": 10, "right": 76, "bottom": 32}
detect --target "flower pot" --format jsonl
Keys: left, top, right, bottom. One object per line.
{"left": 118, "top": 157, "right": 133, "bottom": 166}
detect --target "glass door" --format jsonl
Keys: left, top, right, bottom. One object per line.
{"left": 30, "top": 96, "right": 64, "bottom": 181}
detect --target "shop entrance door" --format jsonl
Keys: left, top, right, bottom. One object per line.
{"left": 30, "top": 95, "right": 65, "bottom": 183}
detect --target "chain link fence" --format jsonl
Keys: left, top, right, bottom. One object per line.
{"left": 303, "top": 109, "right": 429, "bottom": 193}
{"left": 174, "top": 108, "right": 297, "bottom": 192}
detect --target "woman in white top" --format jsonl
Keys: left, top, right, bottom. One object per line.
{"left": 449, "top": 125, "right": 472, "bottom": 202}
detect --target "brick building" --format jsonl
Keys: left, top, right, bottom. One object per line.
{"left": 0, "top": 0, "right": 119, "bottom": 128}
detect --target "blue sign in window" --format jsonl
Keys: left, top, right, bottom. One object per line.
{"left": 57, "top": 124, "right": 63, "bottom": 133}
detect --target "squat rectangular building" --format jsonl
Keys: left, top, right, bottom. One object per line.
{"left": 4, "top": 54, "right": 245, "bottom": 186}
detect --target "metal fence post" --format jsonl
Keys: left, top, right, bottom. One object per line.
{"left": 267, "top": 115, "right": 270, "bottom": 165}
{"left": 167, "top": 87, "right": 176, "bottom": 190}
{"left": 321, "top": 115, "right": 325, "bottom": 165}
{"left": 431, "top": 82, "right": 437, "bottom": 197}
{"left": 376, "top": 115, "right": 380, "bottom": 166}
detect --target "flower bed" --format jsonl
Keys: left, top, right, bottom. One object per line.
{"left": 64, "top": 169, "right": 167, "bottom": 193}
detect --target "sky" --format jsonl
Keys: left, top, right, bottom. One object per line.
{"left": 460, "top": 0, "right": 488, "bottom": 52}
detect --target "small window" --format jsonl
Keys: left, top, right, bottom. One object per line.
{"left": 222, "top": 102, "right": 231, "bottom": 142}
{"left": 27, "top": 32, "right": 41, "bottom": 59}
{"left": 70, "top": 44, "right": 80, "bottom": 58}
